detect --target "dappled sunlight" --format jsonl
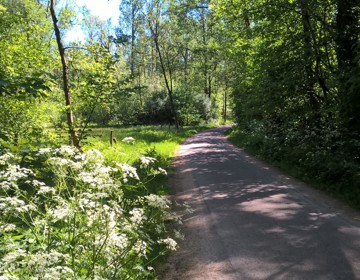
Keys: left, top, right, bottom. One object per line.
{"left": 164, "top": 126, "right": 360, "bottom": 280}
{"left": 237, "top": 193, "right": 303, "bottom": 221}
{"left": 180, "top": 143, "right": 230, "bottom": 157}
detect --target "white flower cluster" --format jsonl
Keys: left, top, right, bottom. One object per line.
{"left": 0, "top": 146, "right": 180, "bottom": 279}
{"left": 122, "top": 136, "right": 135, "bottom": 144}
{"left": 145, "top": 194, "right": 170, "bottom": 210}
{"left": 129, "top": 208, "right": 145, "bottom": 224}
{"left": 0, "top": 197, "right": 35, "bottom": 214}
{"left": 0, "top": 164, "right": 34, "bottom": 191}
{"left": 0, "top": 152, "right": 14, "bottom": 165}
{"left": 0, "top": 249, "right": 74, "bottom": 279}
{"left": 139, "top": 156, "right": 156, "bottom": 168}
{"left": 158, "top": 238, "right": 177, "bottom": 251}
{"left": 158, "top": 167, "right": 167, "bottom": 175}
{"left": 116, "top": 163, "right": 139, "bottom": 182}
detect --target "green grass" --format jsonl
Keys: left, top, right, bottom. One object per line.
{"left": 83, "top": 125, "right": 214, "bottom": 167}
{"left": 81, "top": 125, "right": 214, "bottom": 195}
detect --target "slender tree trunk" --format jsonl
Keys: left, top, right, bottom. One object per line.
{"left": 223, "top": 90, "right": 227, "bottom": 124}
{"left": 130, "top": 0, "right": 136, "bottom": 76}
{"left": 201, "top": 11, "right": 211, "bottom": 98}
{"left": 149, "top": 20, "right": 180, "bottom": 131}
{"left": 299, "top": 0, "right": 319, "bottom": 111}
{"left": 50, "top": 0, "right": 79, "bottom": 148}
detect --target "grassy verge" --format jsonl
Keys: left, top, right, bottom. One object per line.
{"left": 83, "top": 125, "right": 215, "bottom": 190}
{"left": 84, "top": 125, "right": 214, "bottom": 161}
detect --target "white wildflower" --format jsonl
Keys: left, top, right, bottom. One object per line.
{"left": 94, "top": 192, "right": 109, "bottom": 199}
{"left": 158, "top": 167, "right": 167, "bottom": 175}
{"left": 37, "top": 148, "right": 52, "bottom": 156}
{"left": 85, "top": 149, "right": 104, "bottom": 164}
{"left": 31, "top": 179, "right": 46, "bottom": 187}
{"left": 109, "top": 232, "right": 128, "bottom": 250}
{"left": 0, "top": 277, "right": 15, "bottom": 280}
{"left": 0, "top": 275, "right": 19, "bottom": 280}
{"left": 0, "top": 165, "right": 34, "bottom": 183}
{"left": 74, "top": 153, "right": 86, "bottom": 161}
{"left": 147, "top": 266, "right": 154, "bottom": 271}
{"left": 145, "top": 194, "right": 170, "bottom": 210}
{"left": 129, "top": 208, "right": 145, "bottom": 224}
{"left": 78, "top": 172, "right": 97, "bottom": 186}
{"left": 139, "top": 156, "right": 156, "bottom": 168}
{"left": 67, "top": 160, "right": 83, "bottom": 170}
{"left": 50, "top": 203, "right": 72, "bottom": 220}
{"left": 0, "top": 180, "right": 14, "bottom": 191}
{"left": 37, "top": 186, "right": 55, "bottom": 195}
{"left": 122, "top": 136, "right": 135, "bottom": 143}
{"left": 1, "top": 249, "right": 26, "bottom": 265}
{"left": 56, "top": 146, "right": 76, "bottom": 157}
{"left": 42, "top": 266, "right": 74, "bottom": 279}
{"left": 116, "top": 163, "right": 139, "bottom": 181}
{"left": 0, "top": 152, "right": 14, "bottom": 165}
{"left": 1, "top": 223, "right": 16, "bottom": 232}
{"left": 27, "top": 251, "right": 69, "bottom": 268}
{"left": 158, "top": 238, "right": 177, "bottom": 251}
{"left": 0, "top": 197, "right": 33, "bottom": 214}
{"left": 78, "top": 168, "right": 114, "bottom": 188}
{"left": 133, "top": 240, "right": 147, "bottom": 256}
{"left": 32, "top": 218, "right": 47, "bottom": 227}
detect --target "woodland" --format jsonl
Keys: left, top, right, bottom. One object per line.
{"left": 0, "top": 0, "right": 359, "bottom": 279}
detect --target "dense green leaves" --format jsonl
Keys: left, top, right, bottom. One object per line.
{"left": 213, "top": 0, "right": 360, "bottom": 205}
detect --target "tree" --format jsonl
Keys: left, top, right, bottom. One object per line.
{"left": 147, "top": 0, "right": 180, "bottom": 130}
{"left": 50, "top": 0, "right": 79, "bottom": 148}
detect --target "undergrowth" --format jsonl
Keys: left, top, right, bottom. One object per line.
{"left": 227, "top": 125, "right": 360, "bottom": 209}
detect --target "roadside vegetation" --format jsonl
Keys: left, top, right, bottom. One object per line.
{"left": 227, "top": 127, "right": 360, "bottom": 208}
{"left": 0, "top": 125, "right": 212, "bottom": 279}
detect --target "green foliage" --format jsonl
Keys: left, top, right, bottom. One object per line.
{"left": 0, "top": 98, "right": 55, "bottom": 150}
{"left": 0, "top": 146, "right": 181, "bottom": 279}
{"left": 213, "top": 0, "right": 360, "bottom": 206}
{"left": 0, "top": 0, "right": 53, "bottom": 98}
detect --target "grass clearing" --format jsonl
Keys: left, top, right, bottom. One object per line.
{"left": 84, "top": 125, "right": 213, "bottom": 164}
{"left": 83, "top": 125, "right": 215, "bottom": 193}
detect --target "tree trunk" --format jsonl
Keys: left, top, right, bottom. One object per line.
{"left": 336, "top": 0, "right": 360, "bottom": 135}
{"left": 50, "top": 0, "right": 79, "bottom": 148}
{"left": 148, "top": 19, "right": 180, "bottom": 131}
{"left": 223, "top": 90, "right": 227, "bottom": 124}
{"left": 299, "top": 0, "right": 319, "bottom": 111}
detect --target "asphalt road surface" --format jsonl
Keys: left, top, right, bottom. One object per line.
{"left": 160, "top": 126, "right": 360, "bottom": 280}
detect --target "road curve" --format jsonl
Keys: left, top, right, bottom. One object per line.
{"left": 160, "top": 126, "right": 360, "bottom": 280}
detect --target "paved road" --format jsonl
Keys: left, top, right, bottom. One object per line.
{"left": 160, "top": 126, "right": 360, "bottom": 280}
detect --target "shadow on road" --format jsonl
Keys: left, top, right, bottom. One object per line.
{"left": 162, "top": 127, "right": 360, "bottom": 280}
